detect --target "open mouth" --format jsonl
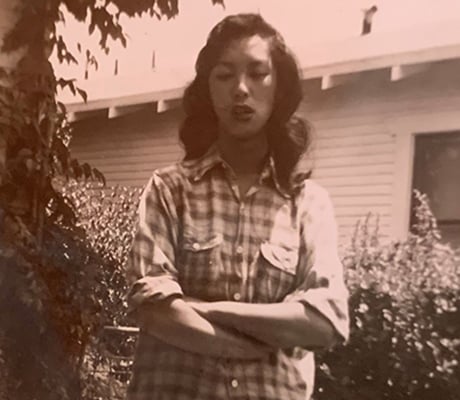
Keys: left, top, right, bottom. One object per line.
{"left": 231, "top": 104, "right": 254, "bottom": 121}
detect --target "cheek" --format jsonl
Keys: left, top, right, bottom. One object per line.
{"left": 209, "top": 85, "right": 219, "bottom": 108}
{"left": 209, "top": 79, "right": 230, "bottom": 108}
{"left": 210, "top": 92, "right": 227, "bottom": 119}
{"left": 256, "top": 77, "right": 277, "bottom": 110}
{"left": 261, "top": 88, "right": 276, "bottom": 115}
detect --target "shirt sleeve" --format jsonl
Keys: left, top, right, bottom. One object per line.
{"left": 284, "top": 181, "right": 350, "bottom": 343}
{"left": 125, "top": 173, "right": 183, "bottom": 313}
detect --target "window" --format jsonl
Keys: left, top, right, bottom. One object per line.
{"left": 411, "top": 131, "right": 460, "bottom": 247}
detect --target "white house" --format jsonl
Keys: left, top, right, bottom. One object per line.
{"left": 2, "top": 9, "right": 460, "bottom": 247}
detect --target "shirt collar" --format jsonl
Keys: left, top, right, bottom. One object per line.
{"left": 260, "top": 156, "right": 291, "bottom": 198}
{"left": 183, "top": 143, "right": 291, "bottom": 198}
{"left": 182, "top": 144, "right": 223, "bottom": 182}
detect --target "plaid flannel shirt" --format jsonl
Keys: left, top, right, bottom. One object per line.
{"left": 125, "top": 144, "right": 349, "bottom": 400}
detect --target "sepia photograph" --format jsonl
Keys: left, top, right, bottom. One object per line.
{"left": 0, "top": 1, "right": 459, "bottom": 399}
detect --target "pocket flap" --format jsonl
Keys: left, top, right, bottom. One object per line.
{"left": 183, "top": 232, "right": 223, "bottom": 252}
{"left": 260, "top": 242, "right": 298, "bottom": 274}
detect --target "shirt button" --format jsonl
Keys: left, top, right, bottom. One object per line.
{"left": 231, "top": 379, "right": 238, "bottom": 388}
{"left": 192, "top": 242, "right": 200, "bottom": 251}
{"left": 236, "top": 245, "right": 243, "bottom": 254}
{"left": 233, "top": 292, "right": 241, "bottom": 301}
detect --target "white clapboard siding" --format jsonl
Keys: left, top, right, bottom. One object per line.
{"left": 328, "top": 195, "right": 390, "bottom": 207}
{"left": 301, "top": 60, "right": 460, "bottom": 245}
{"left": 316, "top": 174, "right": 393, "bottom": 187}
{"left": 313, "top": 163, "right": 393, "bottom": 179}
{"left": 70, "top": 108, "right": 183, "bottom": 187}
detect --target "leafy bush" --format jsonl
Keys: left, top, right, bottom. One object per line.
{"left": 0, "top": 211, "right": 105, "bottom": 400}
{"left": 62, "top": 181, "right": 142, "bottom": 398}
{"left": 63, "top": 181, "right": 142, "bottom": 327}
{"left": 314, "top": 191, "right": 460, "bottom": 400}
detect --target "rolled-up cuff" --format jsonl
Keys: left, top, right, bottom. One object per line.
{"left": 127, "top": 275, "right": 183, "bottom": 312}
{"left": 286, "top": 288, "right": 349, "bottom": 343}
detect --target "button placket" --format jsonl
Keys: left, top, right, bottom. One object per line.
{"left": 237, "top": 202, "right": 249, "bottom": 287}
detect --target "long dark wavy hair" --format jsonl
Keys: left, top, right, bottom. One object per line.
{"left": 179, "top": 13, "right": 311, "bottom": 191}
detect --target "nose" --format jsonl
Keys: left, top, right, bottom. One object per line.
{"left": 234, "top": 75, "right": 249, "bottom": 98}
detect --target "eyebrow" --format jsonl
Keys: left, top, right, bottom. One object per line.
{"left": 215, "top": 60, "right": 271, "bottom": 68}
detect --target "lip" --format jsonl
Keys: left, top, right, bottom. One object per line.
{"left": 231, "top": 104, "right": 255, "bottom": 121}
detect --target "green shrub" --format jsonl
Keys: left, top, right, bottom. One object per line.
{"left": 314, "top": 191, "right": 460, "bottom": 400}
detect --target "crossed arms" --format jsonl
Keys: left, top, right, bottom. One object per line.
{"left": 137, "top": 296, "right": 339, "bottom": 360}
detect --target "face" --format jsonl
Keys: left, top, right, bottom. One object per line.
{"left": 208, "top": 35, "right": 277, "bottom": 141}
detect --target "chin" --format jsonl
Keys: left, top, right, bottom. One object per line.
{"left": 226, "top": 124, "right": 266, "bottom": 141}
{"left": 230, "top": 131, "right": 263, "bottom": 142}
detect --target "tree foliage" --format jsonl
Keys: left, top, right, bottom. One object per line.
{"left": 0, "top": 0, "right": 223, "bottom": 398}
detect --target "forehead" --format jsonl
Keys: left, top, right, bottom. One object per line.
{"left": 217, "top": 35, "right": 272, "bottom": 65}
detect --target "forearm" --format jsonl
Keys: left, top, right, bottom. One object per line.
{"left": 189, "top": 300, "right": 337, "bottom": 350}
{"left": 137, "top": 298, "right": 272, "bottom": 359}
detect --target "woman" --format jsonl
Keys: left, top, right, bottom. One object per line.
{"left": 125, "top": 13, "right": 349, "bottom": 400}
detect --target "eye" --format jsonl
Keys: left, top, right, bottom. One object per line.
{"left": 250, "top": 71, "right": 270, "bottom": 80}
{"left": 212, "top": 67, "right": 234, "bottom": 81}
{"left": 215, "top": 72, "right": 234, "bottom": 81}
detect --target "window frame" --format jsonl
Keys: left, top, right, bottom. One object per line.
{"left": 410, "top": 130, "right": 460, "bottom": 239}
{"left": 388, "top": 110, "right": 460, "bottom": 240}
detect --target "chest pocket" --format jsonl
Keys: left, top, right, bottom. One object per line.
{"left": 253, "top": 241, "right": 299, "bottom": 303}
{"left": 178, "top": 229, "right": 224, "bottom": 300}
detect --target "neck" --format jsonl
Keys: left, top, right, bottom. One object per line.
{"left": 217, "top": 132, "right": 269, "bottom": 175}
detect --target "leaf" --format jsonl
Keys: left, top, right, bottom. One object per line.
{"left": 76, "top": 88, "right": 87, "bottom": 103}
{"left": 69, "top": 159, "right": 82, "bottom": 180}
{"left": 120, "top": 31, "right": 127, "bottom": 48}
{"left": 64, "top": 52, "right": 78, "bottom": 65}
{"left": 92, "top": 168, "right": 106, "bottom": 186}
{"left": 81, "top": 163, "right": 93, "bottom": 180}
{"left": 57, "top": 78, "right": 77, "bottom": 97}
{"left": 57, "top": 101, "right": 67, "bottom": 115}
{"left": 88, "top": 20, "right": 96, "bottom": 35}
{"left": 52, "top": 137, "right": 71, "bottom": 172}
{"left": 50, "top": 191, "right": 77, "bottom": 226}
